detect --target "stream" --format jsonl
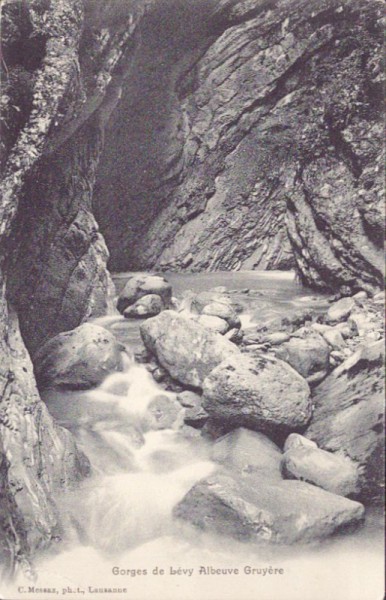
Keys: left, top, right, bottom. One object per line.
{"left": 6, "top": 272, "right": 384, "bottom": 600}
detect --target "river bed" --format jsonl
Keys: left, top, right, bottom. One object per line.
{"left": 5, "top": 272, "right": 384, "bottom": 600}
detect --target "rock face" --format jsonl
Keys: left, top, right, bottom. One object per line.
{"left": 0, "top": 304, "right": 90, "bottom": 573}
{"left": 95, "top": 0, "right": 384, "bottom": 292}
{"left": 174, "top": 473, "right": 365, "bottom": 544}
{"left": 305, "top": 341, "right": 385, "bottom": 504}
{"left": 202, "top": 354, "right": 311, "bottom": 434}
{"left": 0, "top": 0, "right": 151, "bottom": 573}
{"left": 34, "top": 323, "right": 124, "bottom": 390}
{"left": 140, "top": 310, "right": 240, "bottom": 388}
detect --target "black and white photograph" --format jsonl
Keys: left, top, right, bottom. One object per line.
{"left": 0, "top": 1, "right": 384, "bottom": 599}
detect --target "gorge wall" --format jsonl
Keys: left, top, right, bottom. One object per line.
{"left": 0, "top": 0, "right": 384, "bottom": 576}
{"left": 95, "top": 0, "right": 384, "bottom": 292}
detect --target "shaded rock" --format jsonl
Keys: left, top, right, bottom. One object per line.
{"left": 34, "top": 324, "right": 124, "bottom": 390}
{"left": 282, "top": 445, "right": 360, "bottom": 497}
{"left": 177, "top": 391, "right": 208, "bottom": 428}
{"left": 273, "top": 333, "right": 330, "bottom": 384}
{"left": 305, "top": 341, "right": 385, "bottom": 504}
{"left": 202, "top": 354, "right": 311, "bottom": 435}
{"left": 224, "top": 328, "right": 243, "bottom": 344}
{"left": 326, "top": 298, "right": 356, "bottom": 323}
{"left": 197, "top": 314, "right": 229, "bottom": 334}
{"left": 123, "top": 294, "right": 164, "bottom": 318}
{"left": 117, "top": 274, "right": 172, "bottom": 313}
{"left": 174, "top": 473, "right": 364, "bottom": 544}
{"left": 143, "top": 395, "right": 183, "bottom": 430}
{"left": 283, "top": 433, "right": 317, "bottom": 453}
{"left": 140, "top": 310, "right": 240, "bottom": 388}
{"left": 211, "top": 428, "right": 282, "bottom": 479}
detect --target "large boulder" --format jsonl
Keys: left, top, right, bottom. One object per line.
{"left": 326, "top": 297, "right": 356, "bottom": 323}
{"left": 211, "top": 428, "right": 282, "bottom": 480}
{"left": 140, "top": 311, "right": 240, "bottom": 388}
{"left": 202, "top": 354, "right": 311, "bottom": 435}
{"left": 34, "top": 323, "right": 124, "bottom": 390}
{"left": 273, "top": 332, "right": 330, "bottom": 384}
{"left": 117, "top": 274, "right": 172, "bottom": 313}
{"left": 174, "top": 473, "right": 364, "bottom": 544}
{"left": 305, "top": 341, "right": 385, "bottom": 504}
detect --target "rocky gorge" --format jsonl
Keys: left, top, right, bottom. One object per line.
{"left": 0, "top": 0, "right": 384, "bottom": 592}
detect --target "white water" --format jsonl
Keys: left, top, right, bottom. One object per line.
{"left": 4, "top": 272, "right": 384, "bottom": 600}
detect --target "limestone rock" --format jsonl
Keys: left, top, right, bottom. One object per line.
{"left": 202, "top": 354, "right": 311, "bottom": 435}
{"left": 34, "top": 323, "right": 124, "bottom": 390}
{"left": 174, "top": 473, "right": 365, "bottom": 544}
{"left": 140, "top": 310, "right": 240, "bottom": 388}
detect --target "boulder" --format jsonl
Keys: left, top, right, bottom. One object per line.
{"left": 117, "top": 274, "right": 172, "bottom": 313}
{"left": 211, "top": 428, "right": 282, "bottom": 479}
{"left": 174, "top": 473, "right": 364, "bottom": 544}
{"left": 326, "top": 297, "right": 356, "bottom": 323}
{"left": 202, "top": 302, "right": 241, "bottom": 329}
{"left": 305, "top": 341, "right": 385, "bottom": 504}
{"left": 123, "top": 294, "right": 163, "bottom": 318}
{"left": 34, "top": 324, "right": 124, "bottom": 390}
{"left": 373, "top": 291, "right": 385, "bottom": 305}
{"left": 348, "top": 311, "right": 376, "bottom": 336}
{"left": 140, "top": 311, "right": 240, "bottom": 388}
{"left": 273, "top": 333, "right": 330, "bottom": 384}
{"left": 282, "top": 445, "right": 360, "bottom": 497}
{"left": 223, "top": 328, "right": 243, "bottom": 344}
{"left": 177, "top": 391, "right": 208, "bottom": 428}
{"left": 197, "top": 314, "right": 229, "bottom": 334}
{"left": 191, "top": 291, "right": 239, "bottom": 314}
{"left": 202, "top": 354, "right": 311, "bottom": 435}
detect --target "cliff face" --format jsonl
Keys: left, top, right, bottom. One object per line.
{"left": 95, "top": 0, "right": 384, "bottom": 291}
{"left": 0, "top": 0, "right": 149, "bottom": 574}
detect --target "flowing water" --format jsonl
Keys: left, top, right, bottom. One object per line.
{"left": 5, "top": 272, "right": 384, "bottom": 600}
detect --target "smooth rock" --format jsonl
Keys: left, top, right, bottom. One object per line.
{"left": 353, "top": 291, "right": 368, "bottom": 302}
{"left": 202, "top": 302, "right": 241, "bottom": 329}
{"left": 224, "top": 328, "right": 243, "bottom": 344}
{"left": 34, "top": 324, "right": 124, "bottom": 390}
{"left": 211, "top": 428, "right": 282, "bottom": 479}
{"left": 326, "top": 298, "right": 356, "bottom": 323}
{"left": 320, "top": 328, "right": 346, "bottom": 350}
{"left": 117, "top": 274, "right": 172, "bottom": 313}
{"left": 174, "top": 473, "right": 365, "bottom": 544}
{"left": 305, "top": 341, "right": 385, "bottom": 504}
{"left": 202, "top": 354, "right": 311, "bottom": 435}
{"left": 273, "top": 333, "right": 330, "bottom": 384}
{"left": 197, "top": 314, "right": 229, "bottom": 334}
{"left": 123, "top": 294, "right": 163, "bottom": 318}
{"left": 282, "top": 446, "right": 360, "bottom": 497}
{"left": 348, "top": 312, "right": 375, "bottom": 336}
{"left": 140, "top": 311, "right": 240, "bottom": 388}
